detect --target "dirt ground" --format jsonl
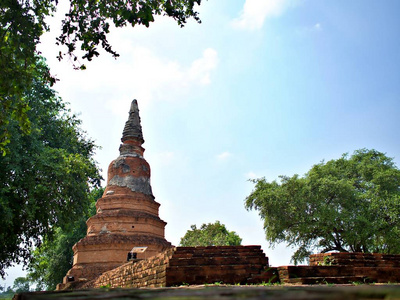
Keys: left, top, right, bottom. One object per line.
{"left": 12, "top": 284, "right": 400, "bottom": 300}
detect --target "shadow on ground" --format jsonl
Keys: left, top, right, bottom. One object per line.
{"left": 12, "top": 284, "right": 400, "bottom": 300}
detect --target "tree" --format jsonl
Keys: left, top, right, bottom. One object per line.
{"left": 12, "top": 277, "right": 30, "bottom": 293}
{"left": 27, "top": 188, "right": 103, "bottom": 291}
{"left": 0, "top": 0, "right": 203, "bottom": 152}
{"left": 0, "top": 59, "right": 101, "bottom": 277}
{"left": 245, "top": 149, "right": 400, "bottom": 264}
{"left": 1, "top": 0, "right": 54, "bottom": 152}
{"left": 0, "top": 286, "right": 15, "bottom": 298}
{"left": 179, "top": 221, "right": 242, "bottom": 247}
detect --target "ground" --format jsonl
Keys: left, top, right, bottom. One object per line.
{"left": 12, "top": 284, "right": 400, "bottom": 300}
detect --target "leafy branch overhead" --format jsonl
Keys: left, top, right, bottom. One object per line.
{"left": 0, "top": 0, "right": 203, "bottom": 153}
{"left": 57, "top": 0, "right": 202, "bottom": 65}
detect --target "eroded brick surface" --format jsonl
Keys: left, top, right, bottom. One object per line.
{"left": 78, "top": 246, "right": 273, "bottom": 289}
{"left": 279, "top": 253, "right": 400, "bottom": 284}
{"left": 57, "top": 100, "right": 172, "bottom": 290}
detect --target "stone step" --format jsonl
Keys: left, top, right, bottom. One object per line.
{"left": 196, "top": 250, "right": 264, "bottom": 255}
{"left": 309, "top": 259, "right": 400, "bottom": 268}
{"left": 167, "top": 265, "right": 264, "bottom": 274}
{"left": 246, "top": 267, "right": 279, "bottom": 284}
{"left": 278, "top": 266, "right": 356, "bottom": 278}
{"left": 166, "top": 265, "right": 264, "bottom": 286}
{"left": 174, "top": 246, "right": 263, "bottom": 256}
{"left": 278, "top": 266, "right": 400, "bottom": 284}
{"left": 169, "top": 256, "right": 268, "bottom": 266}
{"left": 284, "top": 276, "right": 371, "bottom": 285}
{"left": 176, "top": 245, "right": 262, "bottom": 250}
{"left": 171, "top": 252, "right": 266, "bottom": 259}
{"left": 309, "top": 253, "right": 400, "bottom": 267}
{"left": 314, "top": 253, "right": 400, "bottom": 260}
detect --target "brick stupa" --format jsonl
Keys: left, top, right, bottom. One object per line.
{"left": 63, "top": 100, "right": 172, "bottom": 283}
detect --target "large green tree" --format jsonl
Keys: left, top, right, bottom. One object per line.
{"left": 27, "top": 188, "right": 103, "bottom": 291}
{"left": 12, "top": 277, "right": 31, "bottom": 293}
{"left": 179, "top": 221, "right": 242, "bottom": 247}
{"left": 0, "top": 59, "right": 101, "bottom": 277}
{"left": 245, "top": 149, "right": 400, "bottom": 264}
{"left": 1, "top": 0, "right": 203, "bottom": 152}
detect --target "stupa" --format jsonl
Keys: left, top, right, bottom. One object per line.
{"left": 63, "top": 100, "right": 172, "bottom": 283}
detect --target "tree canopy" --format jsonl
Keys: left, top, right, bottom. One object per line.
{"left": 1, "top": 0, "right": 203, "bottom": 153}
{"left": 12, "top": 276, "right": 31, "bottom": 293}
{"left": 245, "top": 149, "right": 400, "bottom": 264}
{"left": 0, "top": 59, "right": 101, "bottom": 277}
{"left": 179, "top": 221, "right": 242, "bottom": 247}
{"left": 27, "top": 188, "right": 103, "bottom": 291}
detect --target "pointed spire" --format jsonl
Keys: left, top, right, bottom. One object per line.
{"left": 121, "top": 99, "right": 144, "bottom": 144}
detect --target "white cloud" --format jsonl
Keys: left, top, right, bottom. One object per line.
{"left": 314, "top": 23, "right": 322, "bottom": 31}
{"left": 232, "top": 0, "right": 295, "bottom": 30}
{"left": 216, "top": 151, "right": 233, "bottom": 161}
{"left": 245, "top": 171, "right": 259, "bottom": 179}
{"left": 189, "top": 48, "right": 219, "bottom": 85}
{"left": 295, "top": 22, "right": 323, "bottom": 37}
{"left": 103, "top": 46, "right": 217, "bottom": 117}
{"left": 46, "top": 46, "right": 218, "bottom": 118}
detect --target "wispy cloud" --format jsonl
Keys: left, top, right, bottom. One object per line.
{"left": 313, "top": 23, "right": 322, "bottom": 31}
{"left": 216, "top": 151, "right": 233, "bottom": 161}
{"left": 296, "top": 22, "right": 323, "bottom": 37}
{"left": 245, "top": 171, "right": 261, "bottom": 180}
{"left": 232, "top": 0, "right": 295, "bottom": 30}
{"left": 49, "top": 46, "right": 218, "bottom": 118}
{"left": 104, "top": 46, "right": 218, "bottom": 116}
{"left": 189, "top": 48, "right": 218, "bottom": 85}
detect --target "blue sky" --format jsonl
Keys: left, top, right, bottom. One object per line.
{"left": 2, "top": 0, "right": 400, "bottom": 288}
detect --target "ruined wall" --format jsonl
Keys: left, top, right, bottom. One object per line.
{"left": 309, "top": 252, "right": 400, "bottom": 267}
{"left": 62, "top": 249, "right": 400, "bottom": 289}
{"left": 87, "top": 248, "right": 175, "bottom": 288}
{"left": 82, "top": 246, "right": 273, "bottom": 288}
{"left": 278, "top": 252, "right": 400, "bottom": 284}
{"left": 166, "top": 246, "right": 271, "bottom": 286}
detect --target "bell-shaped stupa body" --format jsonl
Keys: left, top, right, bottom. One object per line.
{"left": 63, "top": 100, "right": 172, "bottom": 283}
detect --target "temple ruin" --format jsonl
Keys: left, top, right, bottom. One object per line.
{"left": 59, "top": 100, "right": 172, "bottom": 288}
{"left": 57, "top": 100, "right": 400, "bottom": 290}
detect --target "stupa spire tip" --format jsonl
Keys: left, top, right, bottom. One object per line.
{"left": 121, "top": 99, "right": 144, "bottom": 143}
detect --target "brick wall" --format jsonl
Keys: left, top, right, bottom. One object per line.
{"left": 278, "top": 252, "right": 400, "bottom": 284}
{"left": 60, "top": 249, "right": 400, "bottom": 288}
{"left": 309, "top": 252, "right": 400, "bottom": 267}
{"left": 87, "top": 247, "right": 175, "bottom": 288}
{"left": 165, "top": 246, "right": 272, "bottom": 286}
{"left": 78, "top": 245, "right": 273, "bottom": 288}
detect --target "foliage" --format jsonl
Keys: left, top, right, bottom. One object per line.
{"left": 12, "top": 277, "right": 30, "bottom": 293}
{"left": 27, "top": 188, "right": 103, "bottom": 291}
{"left": 179, "top": 221, "right": 242, "bottom": 247}
{"left": 0, "top": 60, "right": 102, "bottom": 277}
{"left": 245, "top": 149, "right": 400, "bottom": 264}
{"left": 0, "top": 286, "right": 15, "bottom": 299}
{"left": 0, "top": 0, "right": 203, "bottom": 152}
{"left": 0, "top": 1, "right": 56, "bottom": 152}
{"left": 56, "top": 0, "right": 202, "bottom": 65}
